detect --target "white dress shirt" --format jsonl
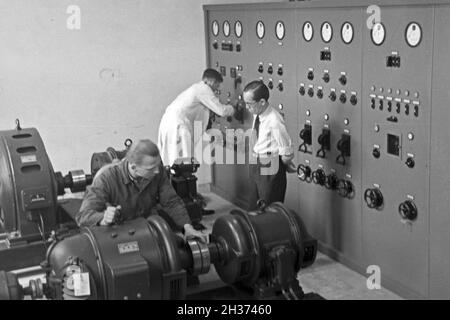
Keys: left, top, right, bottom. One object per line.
{"left": 252, "top": 105, "right": 294, "bottom": 157}
{"left": 158, "top": 81, "right": 234, "bottom": 165}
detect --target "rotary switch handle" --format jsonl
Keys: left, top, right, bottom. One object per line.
{"left": 299, "top": 125, "right": 312, "bottom": 153}
{"left": 337, "top": 179, "right": 354, "bottom": 198}
{"left": 364, "top": 188, "right": 384, "bottom": 209}
{"left": 312, "top": 168, "right": 326, "bottom": 186}
{"left": 336, "top": 134, "right": 351, "bottom": 166}
{"left": 297, "top": 164, "right": 312, "bottom": 182}
{"left": 325, "top": 173, "right": 339, "bottom": 190}
{"left": 316, "top": 129, "right": 330, "bottom": 158}
{"left": 399, "top": 200, "right": 418, "bottom": 221}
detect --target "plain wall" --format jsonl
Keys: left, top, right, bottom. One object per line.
{"left": 0, "top": 0, "right": 283, "bottom": 184}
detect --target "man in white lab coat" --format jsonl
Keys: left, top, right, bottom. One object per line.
{"left": 158, "top": 68, "right": 235, "bottom": 166}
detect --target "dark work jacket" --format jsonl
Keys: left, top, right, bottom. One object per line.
{"left": 76, "top": 159, "right": 190, "bottom": 229}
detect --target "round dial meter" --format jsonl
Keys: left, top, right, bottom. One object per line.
{"left": 235, "top": 21, "right": 243, "bottom": 38}
{"left": 223, "top": 20, "right": 230, "bottom": 37}
{"left": 256, "top": 21, "right": 265, "bottom": 39}
{"left": 321, "top": 22, "right": 333, "bottom": 43}
{"left": 405, "top": 22, "right": 422, "bottom": 47}
{"left": 302, "top": 22, "right": 313, "bottom": 42}
{"left": 371, "top": 22, "right": 386, "bottom": 46}
{"left": 341, "top": 22, "right": 354, "bottom": 44}
{"left": 275, "top": 21, "right": 285, "bottom": 40}
{"left": 212, "top": 20, "right": 219, "bottom": 36}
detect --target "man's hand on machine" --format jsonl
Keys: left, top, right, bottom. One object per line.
{"left": 184, "top": 223, "right": 208, "bottom": 243}
{"left": 100, "top": 204, "right": 122, "bottom": 226}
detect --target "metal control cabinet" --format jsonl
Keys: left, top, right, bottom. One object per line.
{"left": 204, "top": 0, "right": 450, "bottom": 299}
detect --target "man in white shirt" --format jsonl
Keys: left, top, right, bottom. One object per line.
{"left": 243, "top": 80, "right": 296, "bottom": 210}
{"left": 158, "top": 69, "right": 235, "bottom": 166}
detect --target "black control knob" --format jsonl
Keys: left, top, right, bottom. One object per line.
{"left": 396, "top": 102, "right": 401, "bottom": 114}
{"left": 307, "top": 70, "right": 314, "bottom": 81}
{"left": 405, "top": 104, "right": 410, "bottom": 115}
{"left": 267, "top": 65, "right": 273, "bottom": 74}
{"left": 371, "top": 98, "right": 376, "bottom": 109}
{"left": 337, "top": 179, "right": 354, "bottom": 198}
{"left": 339, "top": 74, "right": 347, "bottom": 86}
{"left": 336, "top": 134, "right": 351, "bottom": 166}
{"left": 299, "top": 86, "right": 306, "bottom": 96}
{"left": 322, "top": 73, "right": 330, "bottom": 83}
{"left": 213, "top": 42, "right": 219, "bottom": 50}
{"left": 372, "top": 147, "right": 380, "bottom": 159}
{"left": 339, "top": 93, "right": 347, "bottom": 104}
{"left": 258, "top": 64, "right": 264, "bottom": 73}
{"left": 329, "top": 91, "right": 337, "bottom": 102}
{"left": 308, "top": 88, "right": 314, "bottom": 97}
{"left": 277, "top": 82, "right": 284, "bottom": 92}
{"left": 414, "top": 105, "right": 419, "bottom": 117}
{"left": 379, "top": 100, "right": 384, "bottom": 110}
{"left": 312, "top": 168, "right": 327, "bottom": 186}
{"left": 316, "top": 128, "right": 330, "bottom": 158}
{"left": 317, "top": 88, "right": 323, "bottom": 99}
{"left": 399, "top": 200, "right": 418, "bottom": 221}
{"left": 268, "top": 81, "right": 274, "bottom": 90}
{"left": 236, "top": 44, "right": 241, "bottom": 52}
{"left": 325, "top": 173, "right": 339, "bottom": 190}
{"left": 350, "top": 95, "right": 357, "bottom": 106}
{"left": 277, "top": 67, "right": 283, "bottom": 76}
{"left": 297, "top": 164, "right": 312, "bottom": 182}
{"left": 405, "top": 157, "right": 415, "bottom": 168}
{"left": 387, "top": 101, "right": 392, "bottom": 112}
{"left": 299, "top": 125, "right": 312, "bottom": 145}
{"left": 364, "top": 188, "right": 384, "bottom": 209}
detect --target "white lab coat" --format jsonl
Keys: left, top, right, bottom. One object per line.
{"left": 158, "top": 81, "right": 234, "bottom": 165}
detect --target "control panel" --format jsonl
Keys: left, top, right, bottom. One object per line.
{"left": 204, "top": 0, "right": 450, "bottom": 299}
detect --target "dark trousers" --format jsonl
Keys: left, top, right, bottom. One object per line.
{"left": 248, "top": 156, "right": 287, "bottom": 210}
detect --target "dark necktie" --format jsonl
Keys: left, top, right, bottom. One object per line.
{"left": 253, "top": 115, "right": 260, "bottom": 139}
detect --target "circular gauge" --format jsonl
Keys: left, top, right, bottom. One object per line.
{"left": 256, "top": 21, "right": 265, "bottom": 39}
{"left": 235, "top": 20, "right": 243, "bottom": 38}
{"left": 341, "top": 22, "right": 354, "bottom": 44}
{"left": 321, "top": 22, "right": 333, "bottom": 43}
{"left": 212, "top": 20, "right": 219, "bottom": 37}
{"left": 405, "top": 22, "right": 422, "bottom": 47}
{"left": 302, "top": 21, "right": 313, "bottom": 42}
{"left": 223, "top": 20, "right": 230, "bottom": 37}
{"left": 371, "top": 22, "right": 386, "bottom": 46}
{"left": 275, "top": 21, "right": 285, "bottom": 40}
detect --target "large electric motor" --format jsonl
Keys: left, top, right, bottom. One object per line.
{"left": 0, "top": 202, "right": 317, "bottom": 300}
{"left": 0, "top": 120, "right": 93, "bottom": 270}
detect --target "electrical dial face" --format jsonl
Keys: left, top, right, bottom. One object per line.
{"left": 256, "top": 21, "right": 265, "bottom": 39}
{"left": 212, "top": 21, "right": 219, "bottom": 36}
{"left": 223, "top": 21, "right": 230, "bottom": 37}
{"left": 341, "top": 22, "right": 354, "bottom": 44}
{"left": 405, "top": 22, "right": 422, "bottom": 47}
{"left": 371, "top": 22, "right": 386, "bottom": 45}
{"left": 275, "top": 21, "right": 285, "bottom": 40}
{"left": 235, "top": 21, "right": 242, "bottom": 38}
{"left": 321, "top": 22, "right": 333, "bottom": 43}
{"left": 303, "top": 22, "right": 313, "bottom": 42}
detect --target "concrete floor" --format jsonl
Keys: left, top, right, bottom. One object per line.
{"left": 199, "top": 191, "right": 403, "bottom": 300}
